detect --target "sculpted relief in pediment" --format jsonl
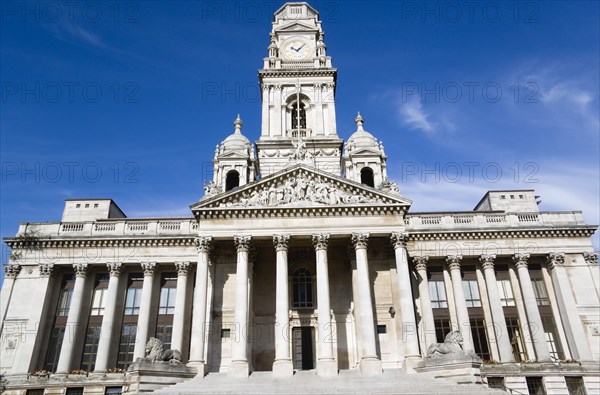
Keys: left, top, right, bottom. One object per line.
{"left": 219, "top": 174, "right": 380, "bottom": 208}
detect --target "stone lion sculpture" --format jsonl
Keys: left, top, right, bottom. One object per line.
{"left": 426, "top": 330, "right": 464, "bottom": 357}
{"left": 145, "top": 337, "right": 182, "bottom": 364}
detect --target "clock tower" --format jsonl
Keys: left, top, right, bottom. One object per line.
{"left": 256, "top": 2, "right": 343, "bottom": 177}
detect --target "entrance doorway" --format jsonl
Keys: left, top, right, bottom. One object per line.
{"left": 292, "top": 327, "right": 314, "bottom": 370}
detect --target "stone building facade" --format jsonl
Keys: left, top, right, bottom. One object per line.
{"left": 1, "top": 3, "right": 599, "bottom": 395}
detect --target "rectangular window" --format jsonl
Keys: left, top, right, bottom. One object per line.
{"left": 155, "top": 324, "right": 173, "bottom": 350}
{"left": 159, "top": 287, "right": 176, "bottom": 315}
{"left": 124, "top": 287, "right": 142, "bottom": 315}
{"left": 81, "top": 326, "right": 101, "bottom": 372}
{"left": 26, "top": 390, "right": 45, "bottom": 395}
{"left": 434, "top": 318, "right": 452, "bottom": 343}
{"left": 66, "top": 388, "right": 84, "bottom": 395}
{"left": 532, "top": 279, "right": 550, "bottom": 306}
{"left": 117, "top": 325, "right": 137, "bottom": 369}
{"left": 377, "top": 325, "right": 387, "bottom": 334}
{"left": 429, "top": 281, "right": 448, "bottom": 308}
{"left": 91, "top": 288, "right": 107, "bottom": 316}
{"left": 221, "top": 329, "right": 231, "bottom": 338}
{"left": 541, "top": 315, "right": 564, "bottom": 361}
{"left": 57, "top": 287, "right": 73, "bottom": 316}
{"left": 105, "top": 387, "right": 123, "bottom": 395}
{"left": 463, "top": 280, "right": 482, "bottom": 307}
{"left": 526, "top": 377, "right": 546, "bottom": 395}
{"left": 497, "top": 279, "right": 516, "bottom": 307}
{"left": 470, "top": 317, "right": 491, "bottom": 360}
{"left": 44, "top": 326, "right": 65, "bottom": 372}
{"left": 506, "top": 317, "right": 528, "bottom": 362}
{"left": 565, "top": 376, "right": 586, "bottom": 395}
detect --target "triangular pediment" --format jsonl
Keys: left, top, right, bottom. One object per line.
{"left": 348, "top": 147, "right": 383, "bottom": 157}
{"left": 276, "top": 22, "right": 317, "bottom": 33}
{"left": 217, "top": 151, "right": 250, "bottom": 160}
{"left": 191, "top": 164, "right": 411, "bottom": 213}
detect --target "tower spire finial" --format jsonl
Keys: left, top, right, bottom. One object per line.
{"left": 355, "top": 111, "right": 364, "bottom": 130}
{"left": 234, "top": 114, "right": 243, "bottom": 134}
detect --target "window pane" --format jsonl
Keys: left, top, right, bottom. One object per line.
{"left": 44, "top": 327, "right": 65, "bottom": 372}
{"left": 58, "top": 288, "right": 73, "bottom": 316}
{"left": 81, "top": 326, "right": 101, "bottom": 371}
{"left": 117, "top": 325, "right": 137, "bottom": 369}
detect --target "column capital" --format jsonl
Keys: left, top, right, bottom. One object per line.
{"left": 412, "top": 256, "right": 429, "bottom": 271}
{"left": 39, "top": 263, "right": 54, "bottom": 277}
{"left": 107, "top": 262, "right": 123, "bottom": 277}
{"left": 234, "top": 235, "right": 252, "bottom": 253}
{"left": 445, "top": 255, "right": 462, "bottom": 271}
{"left": 583, "top": 252, "right": 599, "bottom": 266}
{"left": 196, "top": 236, "right": 213, "bottom": 253}
{"left": 174, "top": 261, "right": 191, "bottom": 276}
{"left": 512, "top": 253, "right": 530, "bottom": 269}
{"left": 312, "top": 234, "right": 330, "bottom": 250}
{"left": 390, "top": 232, "right": 408, "bottom": 249}
{"left": 351, "top": 233, "right": 369, "bottom": 250}
{"left": 479, "top": 254, "right": 496, "bottom": 270}
{"left": 141, "top": 261, "right": 157, "bottom": 276}
{"left": 546, "top": 252, "right": 565, "bottom": 270}
{"left": 3, "top": 263, "right": 21, "bottom": 278}
{"left": 273, "top": 234, "right": 291, "bottom": 252}
{"left": 73, "top": 263, "right": 89, "bottom": 278}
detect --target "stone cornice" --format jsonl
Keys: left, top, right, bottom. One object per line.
{"left": 5, "top": 236, "right": 197, "bottom": 250}
{"left": 407, "top": 227, "right": 596, "bottom": 241}
{"left": 259, "top": 68, "right": 337, "bottom": 79}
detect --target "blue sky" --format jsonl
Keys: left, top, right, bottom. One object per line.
{"left": 1, "top": 0, "right": 599, "bottom": 285}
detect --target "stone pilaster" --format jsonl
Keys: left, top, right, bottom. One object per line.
{"left": 546, "top": 253, "right": 592, "bottom": 360}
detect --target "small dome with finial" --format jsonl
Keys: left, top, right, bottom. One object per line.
{"left": 221, "top": 114, "right": 251, "bottom": 151}
{"left": 347, "top": 111, "right": 379, "bottom": 150}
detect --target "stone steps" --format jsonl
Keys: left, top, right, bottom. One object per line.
{"left": 153, "top": 369, "right": 506, "bottom": 394}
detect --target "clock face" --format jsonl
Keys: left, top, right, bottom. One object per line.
{"left": 284, "top": 39, "right": 311, "bottom": 60}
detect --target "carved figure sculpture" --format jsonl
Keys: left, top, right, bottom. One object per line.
{"left": 145, "top": 337, "right": 182, "bottom": 364}
{"left": 426, "top": 330, "right": 464, "bottom": 357}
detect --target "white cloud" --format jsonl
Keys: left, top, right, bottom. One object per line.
{"left": 398, "top": 98, "right": 436, "bottom": 134}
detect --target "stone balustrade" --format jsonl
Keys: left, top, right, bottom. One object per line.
{"left": 16, "top": 218, "right": 199, "bottom": 238}
{"left": 405, "top": 211, "right": 585, "bottom": 230}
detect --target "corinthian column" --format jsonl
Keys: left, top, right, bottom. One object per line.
{"left": 413, "top": 256, "right": 436, "bottom": 350}
{"left": 390, "top": 232, "right": 420, "bottom": 362}
{"left": 230, "top": 235, "right": 252, "bottom": 378}
{"left": 94, "top": 262, "right": 123, "bottom": 373}
{"left": 56, "top": 263, "right": 89, "bottom": 373}
{"left": 171, "top": 261, "right": 190, "bottom": 355}
{"left": 480, "top": 255, "right": 513, "bottom": 362}
{"left": 313, "top": 234, "right": 337, "bottom": 376}
{"left": 189, "top": 236, "right": 212, "bottom": 376}
{"left": 446, "top": 255, "right": 474, "bottom": 352}
{"left": 133, "top": 262, "right": 157, "bottom": 360}
{"left": 272, "top": 234, "right": 293, "bottom": 377}
{"left": 547, "top": 253, "right": 592, "bottom": 360}
{"left": 513, "top": 253, "right": 551, "bottom": 361}
{"left": 351, "top": 233, "right": 382, "bottom": 376}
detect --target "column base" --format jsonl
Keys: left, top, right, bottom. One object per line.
{"left": 229, "top": 360, "right": 250, "bottom": 378}
{"left": 317, "top": 358, "right": 338, "bottom": 377}
{"left": 187, "top": 361, "right": 207, "bottom": 378}
{"left": 359, "top": 357, "right": 382, "bottom": 376}
{"left": 272, "top": 359, "right": 294, "bottom": 378}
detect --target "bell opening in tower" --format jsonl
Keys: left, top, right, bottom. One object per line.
{"left": 291, "top": 101, "right": 307, "bottom": 130}
{"left": 225, "top": 170, "right": 240, "bottom": 191}
{"left": 360, "top": 167, "right": 375, "bottom": 187}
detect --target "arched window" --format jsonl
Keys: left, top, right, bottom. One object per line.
{"left": 292, "top": 268, "right": 313, "bottom": 308}
{"left": 225, "top": 170, "right": 240, "bottom": 191}
{"left": 291, "top": 101, "right": 307, "bottom": 129}
{"left": 360, "top": 167, "right": 375, "bottom": 187}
